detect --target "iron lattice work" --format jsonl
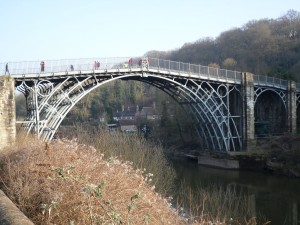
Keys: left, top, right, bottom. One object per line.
{"left": 254, "top": 87, "right": 287, "bottom": 109}
{"left": 16, "top": 71, "right": 243, "bottom": 152}
{"left": 296, "top": 93, "right": 300, "bottom": 107}
{"left": 133, "top": 75, "right": 242, "bottom": 151}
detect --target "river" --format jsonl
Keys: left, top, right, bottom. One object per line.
{"left": 171, "top": 156, "right": 300, "bottom": 225}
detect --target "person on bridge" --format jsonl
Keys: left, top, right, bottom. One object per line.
{"left": 5, "top": 63, "right": 9, "bottom": 75}
{"left": 40, "top": 61, "right": 45, "bottom": 72}
{"left": 70, "top": 65, "right": 74, "bottom": 71}
{"left": 138, "top": 58, "right": 142, "bottom": 67}
{"left": 146, "top": 57, "right": 150, "bottom": 68}
{"left": 94, "top": 61, "right": 100, "bottom": 70}
{"left": 129, "top": 58, "right": 133, "bottom": 67}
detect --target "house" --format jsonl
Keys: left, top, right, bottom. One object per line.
{"left": 118, "top": 120, "right": 137, "bottom": 133}
{"left": 139, "top": 106, "right": 159, "bottom": 120}
{"left": 113, "top": 105, "right": 139, "bottom": 121}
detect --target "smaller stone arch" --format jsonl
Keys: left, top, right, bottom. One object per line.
{"left": 254, "top": 87, "right": 288, "bottom": 136}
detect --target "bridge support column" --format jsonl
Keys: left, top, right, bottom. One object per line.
{"left": 0, "top": 77, "right": 16, "bottom": 150}
{"left": 287, "top": 80, "right": 297, "bottom": 134}
{"left": 241, "top": 72, "right": 255, "bottom": 150}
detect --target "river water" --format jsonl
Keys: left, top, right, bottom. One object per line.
{"left": 171, "top": 156, "right": 300, "bottom": 225}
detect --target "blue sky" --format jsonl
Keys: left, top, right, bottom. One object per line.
{"left": 0, "top": 0, "right": 299, "bottom": 62}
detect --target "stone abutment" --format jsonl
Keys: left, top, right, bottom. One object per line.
{"left": 0, "top": 77, "right": 16, "bottom": 151}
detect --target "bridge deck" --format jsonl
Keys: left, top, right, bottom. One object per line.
{"left": 1, "top": 57, "right": 295, "bottom": 91}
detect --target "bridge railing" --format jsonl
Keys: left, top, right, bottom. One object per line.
{"left": 253, "top": 74, "right": 288, "bottom": 89}
{"left": 148, "top": 58, "right": 242, "bottom": 83}
{"left": 2, "top": 58, "right": 297, "bottom": 90}
{"left": 0, "top": 58, "right": 134, "bottom": 75}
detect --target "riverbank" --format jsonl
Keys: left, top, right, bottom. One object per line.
{"left": 236, "top": 135, "right": 300, "bottom": 177}
{"left": 168, "top": 135, "right": 300, "bottom": 178}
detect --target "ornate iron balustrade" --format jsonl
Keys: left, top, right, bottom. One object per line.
{"left": 253, "top": 74, "right": 289, "bottom": 90}
{"left": 1, "top": 57, "right": 242, "bottom": 84}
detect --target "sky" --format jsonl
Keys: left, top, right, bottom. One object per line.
{"left": 0, "top": 0, "right": 299, "bottom": 62}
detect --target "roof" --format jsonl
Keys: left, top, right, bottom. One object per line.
{"left": 118, "top": 120, "right": 136, "bottom": 126}
{"left": 140, "top": 107, "right": 157, "bottom": 116}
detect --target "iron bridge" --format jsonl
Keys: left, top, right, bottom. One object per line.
{"left": 1, "top": 57, "right": 299, "bottom": 152}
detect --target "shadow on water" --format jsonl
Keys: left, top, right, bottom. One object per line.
{"left": 170, "top": 156, "right": 300, "bottom": 225}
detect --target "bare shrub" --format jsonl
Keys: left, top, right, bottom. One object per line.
{"left": 0, "top": 138, "right": 185, "bottom": 225}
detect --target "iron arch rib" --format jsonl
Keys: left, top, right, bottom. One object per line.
{"left": 17, "top": 72, "right": 242, "bottom": 152}
{"left": 136, "top": 75, "right": 242, "bottom": 151}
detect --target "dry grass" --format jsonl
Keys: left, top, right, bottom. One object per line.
{"left": 0, "top": 135, "right": 185, "bottom": 225}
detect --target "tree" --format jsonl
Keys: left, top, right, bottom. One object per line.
{"left": 222, "top": 58, "right": 237, "bottom": 70}
{"left": 208, "top": 63, "right": 220, "bottom": 68}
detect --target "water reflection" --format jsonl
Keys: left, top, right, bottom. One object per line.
{"left": 171, "top": 157, "right": 300, "bottom": 225}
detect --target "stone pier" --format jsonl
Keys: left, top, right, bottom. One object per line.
{"left": 0, "top": 77, "right": 16, "bottom": 150}
{"left": 287, "top": 80, "right": 297, "bottom": 134}
{"left": 241, "top": 72, "right": 255, "bottom": 150}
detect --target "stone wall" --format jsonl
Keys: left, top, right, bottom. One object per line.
{"left": 0, "top": 189, "right": 34, "bottom": 225}
{"left": 0, "top": 77, "right": 16, "bottom": 150}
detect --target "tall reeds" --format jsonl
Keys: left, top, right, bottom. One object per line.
{"left": 62, "top": 125, "right": 176, "bottom": 195}
{"left": 175, "top": 181, "right": 267, "bottom": 224}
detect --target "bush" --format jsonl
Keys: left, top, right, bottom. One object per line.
{"left": 0, "top": 136, "right": 183, "bottom": 225}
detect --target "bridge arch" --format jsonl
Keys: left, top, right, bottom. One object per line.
{"left": 17, "top": 72, "right": 242, "bottom": 152}
{"left": 254, "top": 88, "right": 288, "bottom": 136}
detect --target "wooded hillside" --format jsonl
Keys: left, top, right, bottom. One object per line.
{"left": 147, "top": 10, "right": 300, "bottom": 80}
